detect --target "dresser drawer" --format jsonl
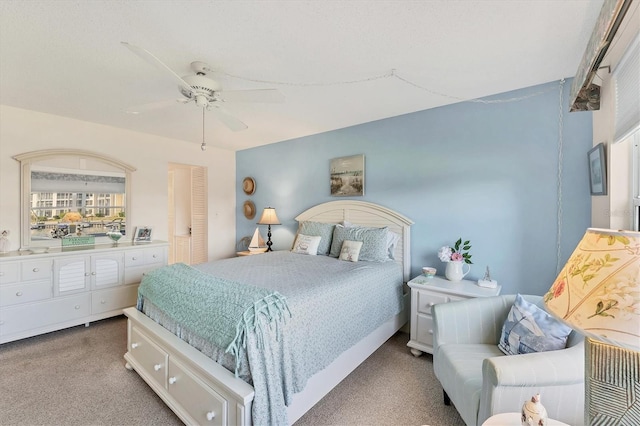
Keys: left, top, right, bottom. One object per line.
{"left": 0, "top": 293, "right": 90, "bottom": 337}
{"left": 92, "top": 285, "right": 138, "bottom": 314}
{"left": 21, "top": 259, "right": 53, "bottom": 281}
{"left": 129, "top": 326, "right": 168, "bottom": 389}
{"left": 0, "top": 262, "right": 19, "bottom": 285}
{"left": 168, "top": 357, "right": 228, "bottom": 425}
{"left": 144, "top": 247, "right": 165, "bottom": 265}
{"left": 0, "top": 280, "right": 52, "bottom": 307}
{"left": 124, "top": 249, "right": 146, "bottom": 268}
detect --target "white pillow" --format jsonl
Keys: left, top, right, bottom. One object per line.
{"left": 339, "top": 240, "right": 363, "bottom": 262}
{"left": 386, "top": 231, "right": 400, "bottom": 260}
{"left": 291, "top": 234, "right": 322, "bottom": 255}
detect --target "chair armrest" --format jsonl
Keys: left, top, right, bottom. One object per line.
{"left": 483, "top": 340, "right": 585, "bottom": 387}
{"left": 433, "top": 295, "right": 515, "bottom": 351}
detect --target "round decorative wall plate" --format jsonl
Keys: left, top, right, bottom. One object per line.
{"left": 243, "top": 200, "right": 256, "bottom": 220}
{"left": 242, "top": 177, "right": 256, "bottom": 195}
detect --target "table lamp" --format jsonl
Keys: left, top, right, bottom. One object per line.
{"left": 257, "top": 207, "right": 280, "bottom": 252}
{"left": 544, "top": 228, "right": 639, "bottom": 425}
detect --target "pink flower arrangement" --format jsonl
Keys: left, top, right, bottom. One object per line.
{"left": 438, "top": 238, "right": 473, "bottom": 264}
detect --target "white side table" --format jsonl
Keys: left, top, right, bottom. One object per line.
{"left": 482, "top": 412, "right": 569, "bottom": 425}
{"left": 407, "top": 275, "right": 501, "bottom": 356}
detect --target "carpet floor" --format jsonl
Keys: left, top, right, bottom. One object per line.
{"left": 0, "top": 316, "right": 464, "bottom": 425}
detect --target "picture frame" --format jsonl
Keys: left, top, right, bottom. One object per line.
{"left": 133, "top": 226, "right": 153, "bottom": 243}
{"left": 588, "top": 143, "right": 607, "bottom": 196}
{"left": 330, "top": 154, "right": 365, "bottom": 197}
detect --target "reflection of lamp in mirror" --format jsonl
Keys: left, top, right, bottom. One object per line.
{"left": 544, "top": 228, "right": 640, "bottom": 425}
{"left": 257, "top": 207, "right": 280, "bottom": 252}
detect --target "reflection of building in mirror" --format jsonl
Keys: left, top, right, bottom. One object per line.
{"left": 29, "top": 166, "right": 127, "bottom": 240}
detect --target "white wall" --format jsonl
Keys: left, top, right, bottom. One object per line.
{"left": 0, "top": 105, "right": 236, "bottom": 261}
{"left": 591, "top": 2, "right": 639, "bottom": 229}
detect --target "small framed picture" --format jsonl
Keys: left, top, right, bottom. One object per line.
{"left": 588, "top": 143, "right": 607, "bottom": 196}
{"left": 133, "top": 226, "right": 153, "bottom": 243}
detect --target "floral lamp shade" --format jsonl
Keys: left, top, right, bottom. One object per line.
{"left": 544, "top": 228, "right": 640, "bottom": 350}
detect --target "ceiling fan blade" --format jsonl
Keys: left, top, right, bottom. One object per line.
{"left": 208, "top": 106, "right": 248, "bottom": 131}
{"left": 121, "top": 41, "right": 194, "bottom": 96}
{"left": 124, "top": 98, "right": 189, "bottom": 114}
{"left": 220, "top": 89, "right": 284, "bottom": 103}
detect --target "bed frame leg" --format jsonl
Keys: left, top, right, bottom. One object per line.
{"left": 443, "top": 390, "right": 451, "bottom": 406}
{"left": 125, "top": 362, "right": 133, "bottom": 371}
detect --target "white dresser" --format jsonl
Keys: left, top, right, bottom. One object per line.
{"left": 407, "top": 275, "right": 501, "bottom": 356}
{"left": 0, "top": 241, "right": 168, "bottom": 344}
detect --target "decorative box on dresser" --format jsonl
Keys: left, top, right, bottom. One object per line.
{"left": 407, "top": 275, "right": 501, "bottom": 356}
{"left": 0, "top": 241, "right": 168, "bottom": 344}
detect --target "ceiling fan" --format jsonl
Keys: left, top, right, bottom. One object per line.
{"left": 121, "top": 42, "right": 284, "bottom": 131}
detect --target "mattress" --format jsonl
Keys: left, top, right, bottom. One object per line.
{"left": 138, "top": 251, "right": 403, "bottom": 425}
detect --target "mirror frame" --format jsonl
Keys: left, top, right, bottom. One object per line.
{"left": 13, "top": 149, "right": 136, "bottom": 251}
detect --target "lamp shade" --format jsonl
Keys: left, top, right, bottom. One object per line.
{"left": 257, "top": 207, "right": 281, "bottom": 226}
{"left": 544, "top": 228, "right": 640, "bottom": 350}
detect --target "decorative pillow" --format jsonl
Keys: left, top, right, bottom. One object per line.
{"left": 498, "top": 294, "right": 573, "bottom": 356}
{"left": 296, "top": 221, "right": 335, "bottom": 255}
{"left": 329, "top": 225, "right": 389, "bottom": 262}
{"left": 291, "top": 234, "right": 322, "bottom": 255}
{"left": 339, "top": 240, "right": 363, "bottom": 262}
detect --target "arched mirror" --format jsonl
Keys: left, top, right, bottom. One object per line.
{"left": 13, "top": 149, "right": 135, "bottom": 250}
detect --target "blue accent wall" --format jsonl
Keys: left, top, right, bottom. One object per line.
{"left": 236, "top": 80, "right": 592, "bottom": 295}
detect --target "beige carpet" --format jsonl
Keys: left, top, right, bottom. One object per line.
{"left": 0, "top": 316, "right": 464, "bottom": 426}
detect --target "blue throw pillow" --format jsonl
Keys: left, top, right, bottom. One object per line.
{"left": 297, "top": 221, "right": 335, "bottom": 256}
{"left": 329, "top": 224, "right": 389, "bottom": 262}
{"left": 498, "top": 294, "right": 573, "bottom": 355}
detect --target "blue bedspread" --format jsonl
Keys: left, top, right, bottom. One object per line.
{"left": 139, "top": 251, "right": 403, "bottom": 425}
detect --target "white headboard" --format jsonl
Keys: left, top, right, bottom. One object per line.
{"left": 295, "top": 200, "right": 414, "bottom": 281}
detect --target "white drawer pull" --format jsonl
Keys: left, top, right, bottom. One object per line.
{"left": 91, "top": 272, "right": 96, "bottom": 276}
{"left": 100, "top": 300, "right": 106, "bottom": 304}
{"left": 16, "top": 291, "right": 23, "bottom": 297}
{"left": 428, "top": 302, "right": 435, "bottom": 307}
{"left": 0, "top": 272, "right": 4, "bottom": 276}
{"left": 153, "top": 364, "right": 162, "bottom": 371}
{"left": 75, "top": 305, "right": 80, "bottom": 309}
{"left": 85, "top": 272, "right": 90, "bottom": 277}
{"left": 32, "top": 268, "right": 39, "bottom": 272}
{"left": 168, "top": 377, "right": 177, "bottom": 385}
{"left": 131, "top": 342, "right": 139, "bottom": 349}
{"left": 132, "top": 257, "right": 137, "bottom": 261}
{"left": 206, "top": 411, "right": 216, "bottom": 421}
{"left": 0, "top": 321, "right": 4, "bottom": 325}
{"left": 429, "top": 329, "right": 433, "bottom": 335}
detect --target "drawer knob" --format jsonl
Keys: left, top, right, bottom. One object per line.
{"left": 85, "top": 272, "right": 90, "bottom": 277}
{"left": 16, "top": 291, "right": 23, "bottom": 297}
{"left": 91, "top": 272, "right": 96, "bottom": 276}
{"left": 131, "top": 342, "right": 139, "bottom": 349}
{"left": 153, "top": 364, "right": 162, "bottom": 371}
{"left": 152, "top": 254, "right": 157, "bottom": 258}
{"left": 168, "top": 377, "right": 177, "bottom": 385}
{"left": 132, "top": 257, "right": 137, "bottom": 261}
{"left": 101, "top": 300, "right": 106, "bottom": 304}
{"left": 74, "top": 305, "right": 80, "bottom": 309}
{"left": 0, "top": 321, "right": 4, "bottom": 325}
{"left": 429, "top": 329, "right": 434, "bottom": 335}
{"left": 0, "top": 272, "right": 4, "bottom": 276}
{"left": 206, "top": 411, "right": 216, "bottom": 421}
{"left": 428, "top": 302, "right": 435, "bottom": 307}
{"left": 32, "top": 268, "right": 39, "bottom": 272}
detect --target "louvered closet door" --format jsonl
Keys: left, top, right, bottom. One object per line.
{"left": 167, "top": 169, "right": 176, "bottom": 264}
{"left": 190, "top": 166, "right": 208, "bottom": 264}
{"left": 54, "top": 256, "right": 89, "bottom": 296}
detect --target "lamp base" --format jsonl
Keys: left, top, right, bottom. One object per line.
{"left": 585, "top": 337, "right": 640, "bottom": 425}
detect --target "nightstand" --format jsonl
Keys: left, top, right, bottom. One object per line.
{"left": 407, "top": 275, "right": 501, "bottom": 356}
{"left": 236, "top": 250, "right": 268, "bottom": 256}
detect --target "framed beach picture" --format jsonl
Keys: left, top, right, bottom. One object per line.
{"left": 133, "top": 226, "right": 153, "bottom": 243}
{"left": 330, "top": 154, "right": 365, "bottom": 196}
{"left": 588, "top": 143, "right": 607, "bottom": 196}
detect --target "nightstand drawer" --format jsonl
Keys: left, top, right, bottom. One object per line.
{"left": 417, "top": 291, "right": 451, "bottom": 315}
{"left": 415, "top": 313, "right": 435, "bottom": 347}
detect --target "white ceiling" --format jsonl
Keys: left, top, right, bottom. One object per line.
{"left": 0, "top": 1, "right": 604, "bottom": 152}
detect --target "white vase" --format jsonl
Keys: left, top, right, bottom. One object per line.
{"left": 445, "top": 261, "right": 470, "bottom": 281}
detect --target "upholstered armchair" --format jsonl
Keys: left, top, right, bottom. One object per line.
{"left": 432, "top": 294, "right": 584, "bottom": 426}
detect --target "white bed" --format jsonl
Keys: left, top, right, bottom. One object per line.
{"left": 123, "top": 200, "right": 413, "bottom": 425}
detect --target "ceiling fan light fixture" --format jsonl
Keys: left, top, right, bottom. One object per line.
{"left": 195, "top": 94, "right": 209, "bottom": 108}
{"left": 201, "top": 142, "right": 207, "bottom": 151}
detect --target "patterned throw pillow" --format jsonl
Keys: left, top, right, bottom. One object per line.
{"left": 291, "top": 234, "right": 322, "bottom": 255}
{"left": 339, "top": 240, "right": 363, "bottom": 262}
{"left": 498, "top": 294, "right": 573, "bottom": 355}
{"left": 329, "top": 225, "right": 389, "bottom": 262}
{"left": 297, "top": 221, "right": 335, "bottom": 255}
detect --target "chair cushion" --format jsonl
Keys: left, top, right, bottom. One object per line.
{"left": 434, "top": 343, "right": 504, "bottom": 426}
{"left": 498, "top": 294, "right": 573, "bottom": 356}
